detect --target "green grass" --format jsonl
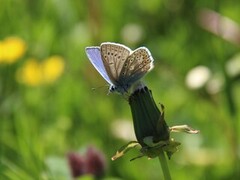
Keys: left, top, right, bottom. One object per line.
{"left": 0, "top": 0, "right": 239, "bottom": 179}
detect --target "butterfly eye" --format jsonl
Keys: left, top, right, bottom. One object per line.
{"left": 110, "top": 86, "right": 116, "bottom": 92}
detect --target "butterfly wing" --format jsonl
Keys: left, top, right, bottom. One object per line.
{"left": 85, "top": 47, "right": 113, "bottom": 85}
{"left": 100, "top": 42, "right": 131, "bottom": 84}
{"left": 119, "top": 47, "right": 154, "bottom": 85}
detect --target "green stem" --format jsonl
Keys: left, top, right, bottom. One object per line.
{"left": 158, "top": 149, "right": 171, "bottom": 180}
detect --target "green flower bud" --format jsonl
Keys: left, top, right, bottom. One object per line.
{"left": 129, "top": 86, "right": 170, "bottom": 147}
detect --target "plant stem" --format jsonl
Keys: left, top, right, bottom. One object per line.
{"left": 158, "top": 149, "right": 171, "bottom": 180}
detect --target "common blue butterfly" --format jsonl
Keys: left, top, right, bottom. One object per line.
{"left": 85, "top": 42, "right": 154, "bottom": 94}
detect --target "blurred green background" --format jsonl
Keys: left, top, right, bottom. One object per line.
{"left": 0, "top": 0, "right": 240, "bottom": 179}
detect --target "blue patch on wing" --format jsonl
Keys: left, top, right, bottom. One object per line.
{"left": 85, "top": 47, "right": 113, "bottom": 85}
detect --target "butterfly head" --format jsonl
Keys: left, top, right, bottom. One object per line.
{"left": 109, "top": 84, "right": 130, "bottom": 94}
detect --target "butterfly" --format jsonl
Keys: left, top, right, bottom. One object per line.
{"left": 85, "top": 42, "right": 154, "bottom": 94}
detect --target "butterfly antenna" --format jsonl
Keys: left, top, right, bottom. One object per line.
{"left": 91, "top": 84, "right": 109, "bottom": 91}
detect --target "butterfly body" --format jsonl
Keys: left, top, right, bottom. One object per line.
{"left": 86, "top": 42, "right": 154, "bottom": 94}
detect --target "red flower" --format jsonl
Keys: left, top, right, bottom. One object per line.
{"left": 85, "top": 146, "right": 106, "bottom": 178}
{"left": 67, "top": 152, "right": 85, "bottom": 178}
{"left": 67, "top": 146, "right": 106, "bottom": 178}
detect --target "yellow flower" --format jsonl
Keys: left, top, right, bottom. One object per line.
{"left": 16, "top": 56, "right": 65, "bottom": 86}
{"left": 42, "top": 56, "right": 65, "bottom": 83}
{"left": 16, "top": 59, "right": 42, "bottom": 86}
{"left": 0, "top": 37, "right": 26, "bottom": 64}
